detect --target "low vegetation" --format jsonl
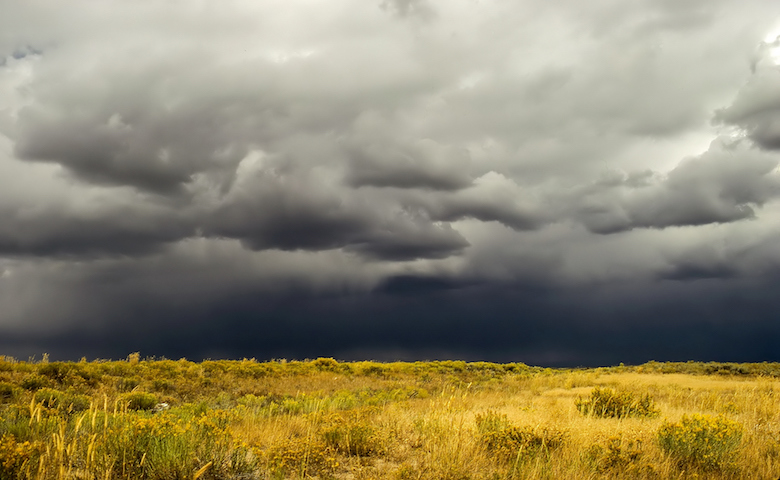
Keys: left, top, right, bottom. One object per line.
{"left": 657, "top": 414, "right": 744, "bottom": 472}
{"left": 0, "top": 355, "right": 778, "bottom": 479}
{"left": 575, "top": 386, "right": 659, "bottom": 418}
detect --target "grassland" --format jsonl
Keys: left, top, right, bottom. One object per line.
{"left": 1, "top": 355, "right": 779, "bottom": 479}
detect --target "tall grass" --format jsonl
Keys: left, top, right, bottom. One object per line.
{"left": 0, "top": 356, "right": 778, "bottom": 478}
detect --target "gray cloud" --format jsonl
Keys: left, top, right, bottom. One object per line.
{"left": 344, "top": 138, "right": 473, "bottom": 191}
{"left": 657, "top": 244, "right": 743, "bottom": 281}
{"left": 578, "top": 140, "right": 780, "bottom": 233}
{"left": 11, "top": 49, "right": 286, "bottom": 195}
{"left": 14, "top": 102, "right": 250, "bottom": 194}
{"left": 715, "top": 69, "right": 780, "bottom": 150}
{"left": 380, "top": 0, "right": 436, "bottom": 21}
{"left": 344, "top": 219, "right": 468, "bottom": 261}
{"left": 411, "top": 172, "right": 549, "bottom": 230}
{"left": 0, "top": 203, "right": 193, "bottom": 257}
{"left": 206, "top": 160, "right": 468, "bottom": 260}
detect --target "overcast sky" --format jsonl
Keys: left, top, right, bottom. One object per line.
{"left": 2, "top": 0, "right": 780, "bottom": 366}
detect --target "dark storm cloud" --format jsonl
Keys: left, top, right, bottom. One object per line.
{"left": 659, "top": 258, "right": 740, "bottom": 281}
{"left": 2, "top": 0, "right": 780, "bottom": 366}
{"left": 206, "top": 163, "right": 468, "bottom": 260}
{"left": 12, "top": 68, "right": 256, "bottom": 194}
{"left": 344, "top": 221, "right": 468, "bottom": 260}
{"left": 4, "top": 273, "right": 780, "bottom": 366}
{"left": 207, "top": 168, "right": 370, "bottom": 251}
{"left": 8, "top": 29, "right": 439, "bottom": 196}
{"left": 373, "top": 274, "right": 468, "bottom": 295}
{"left": 0, "top": 203, "right": 193, "bottom": 257}
{"left": 14, "top": 111, "right": 248, "bottom": 196}
{"left": 655, "top": 240, "right": 747, "bottom": 281}
{"left": 653, "top": 225, "right": 780, "bottom": 281}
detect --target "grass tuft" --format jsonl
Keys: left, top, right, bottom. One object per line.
{"left": 576, "top": 386, "right": 659, "bottom": 418}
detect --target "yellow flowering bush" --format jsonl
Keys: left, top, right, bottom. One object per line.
{"left": 98, "top": 407, "right": 248, "bottom": 478}
{"left": 657, "top": 414, "right": 743, "bottom": 471}
{"left": 0, "top": 434, "right": 39, "bottom": 480}
{"left": 258, "top": 436, "right": 339, "bottom": 477}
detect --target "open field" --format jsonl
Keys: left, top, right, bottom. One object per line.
{"left": 1, "top": 356, "right": 779, "bottom": 479}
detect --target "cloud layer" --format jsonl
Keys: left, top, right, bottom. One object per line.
{"left": 1, "top": 0, "right": 780, "bottom": 365}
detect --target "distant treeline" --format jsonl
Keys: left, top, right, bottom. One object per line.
{"left": 2, "top": 355, "right": 780, "bottom": 388}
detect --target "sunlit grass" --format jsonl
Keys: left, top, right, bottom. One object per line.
{"left": 0, "top": 356, "right": 779, "bottom": 478}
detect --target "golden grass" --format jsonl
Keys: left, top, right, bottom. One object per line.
{"left": 0, "top": 357, "right": 779, "bottom": 479}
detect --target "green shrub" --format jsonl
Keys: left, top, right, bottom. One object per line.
{"left": 0, "top": 357, "right": 15, "bottom": 372}
{"left": 358, "top": 363, "right": 386, "bottom": 376}
{"left": 121, "top": 392, "right": 159, "bottom": 411}
{"left": 0, "top": 383, "right": 16, "bottom": 403}
{"left": 585, "top": 436, "right": 649, "bottom": 474}
{"left": 474, "top": 410, "right": 510, "bottom": 435}
{"left": 482, "top": 425, "right": 566, "bottom": 462}
{"left": 576, "top": 387, "right": 659, "bottom": 418}
{"left": 35, "top": 362, "right": 99, "bottom": 387}
{"left": 33, "top": 388, "right": 90, "bottom": 413}
{"left": 20, "top": 375, "right": 49, "bottom": 391}
{"left": 321, "top": 414, "right": 383, "bottom": 457}
{"left": 657, "top": 414, "right": 743, "bottom": 472}
{"left": 152, "top": 378, "right": 174, "bottom": 393}
{"left": 34, "top": 388, "right": 62, "bottom": 410}
{"left": 311, "top": 357, "right": 339, "bottom": 371}
{"left": 98, "top": 407, "right": 247, "bottom": 479}
{"left": 116, "top": 377, "right": 141, "bottom": 392}
{"left": 37, "top": 362, "right": 70, "bottom": 383}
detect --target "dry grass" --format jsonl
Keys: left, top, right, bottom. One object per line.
{"left": 0, "top": 357, "right": 779, "bottom": 479}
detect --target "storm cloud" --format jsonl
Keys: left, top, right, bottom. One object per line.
{"left": 1, "top": 0, "right": 780, "bottom": 366}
